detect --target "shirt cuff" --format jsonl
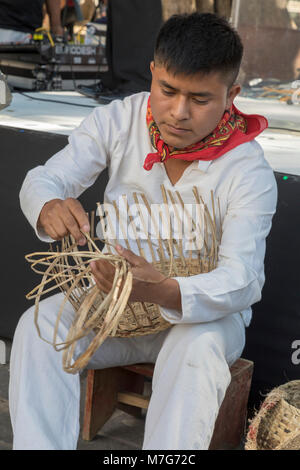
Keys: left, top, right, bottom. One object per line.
{"left": 158, "top": 277, "right": 184, "bottom": 324}
{"left": 23, "top": 196, "right": 56, "bottom": 243}
{"left": 160, "top": 275, "right": 254, "bottom": 326}
{"left": 159, "top": 305, "right": 183, "bottom": 324}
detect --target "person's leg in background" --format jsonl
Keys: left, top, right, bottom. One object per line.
{"left": 78, "top": 0, "right": 162, "bottom": 100}
{"left": 102, "top": 0, "right": 162, "bottom": 93}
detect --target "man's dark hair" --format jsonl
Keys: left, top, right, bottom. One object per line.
{"left": 154, "top": 13, "right": 243, "bottom": 88}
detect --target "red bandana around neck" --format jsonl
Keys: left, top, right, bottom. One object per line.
{"left": 144, "top": 96, "right": 268, "bottom": 171}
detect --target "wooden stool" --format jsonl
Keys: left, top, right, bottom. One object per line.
{"left": 82, "top": 358, "right": 253, "bottom": 450}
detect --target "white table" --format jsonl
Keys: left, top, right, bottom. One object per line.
{"left": 0, "top": 91, "right": 299, "bottom": 176}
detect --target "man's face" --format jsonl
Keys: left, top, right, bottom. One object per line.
{"left": 149, "top": 62, "right": 241, "bottom": 149}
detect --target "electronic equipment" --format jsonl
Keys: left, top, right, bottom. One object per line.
{"left": 0, "top": 41, "right": 108, "bottom": 91}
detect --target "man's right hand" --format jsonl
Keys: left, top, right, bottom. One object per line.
{"left": 37, "top": 198, "right": 90, "bottom": 246}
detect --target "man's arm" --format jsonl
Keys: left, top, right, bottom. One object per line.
{"left": 159, "top": 157, "right": 278, "bottom": 325}
{"left": 45, "top": 0, "right": 63, "bottom": 36}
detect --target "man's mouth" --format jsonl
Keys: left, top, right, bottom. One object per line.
{"left": 165, "top": 123, "right": 191, "bottom": 135}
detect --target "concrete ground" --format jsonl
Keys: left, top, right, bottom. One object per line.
{"left": 0, "top": 338, "right": 145, "bottom": 451}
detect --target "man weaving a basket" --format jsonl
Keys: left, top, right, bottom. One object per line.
{"left": 10, "top": 13, "right": 277, "bottom": 450}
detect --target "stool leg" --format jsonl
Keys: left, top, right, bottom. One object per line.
{"left": 209, "top": 359, "right": 254, "bottom": 450}
{"left": 82, "top": 367, "right": 145, "bottom": 441}
{"left": 82, "top": 369, "right": 117, "bottom": 441}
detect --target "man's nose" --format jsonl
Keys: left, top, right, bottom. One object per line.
{"left": 170, "top": 96, "right": 190, "bottom": 121}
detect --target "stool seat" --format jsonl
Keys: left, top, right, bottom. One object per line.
{"left": 82, "top": 357, "right": 253, "bottom": 450}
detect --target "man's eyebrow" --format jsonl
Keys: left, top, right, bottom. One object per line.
{"left": 159, "top": 80, "right": 215, "bottom": 98}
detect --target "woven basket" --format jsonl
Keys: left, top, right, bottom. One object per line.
{"left": 26, "top": 185, "right": 220, "bottom": 373}
{"left": 245, "top": 380, "right": 300, "bottom": 450}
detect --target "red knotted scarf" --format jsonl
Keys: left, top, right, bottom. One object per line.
{"left": 144, "top": 96, "right": 268, "bottom": 171}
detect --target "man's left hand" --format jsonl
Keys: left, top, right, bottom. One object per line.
{"left": 90, "top": 245, "right": 167, "bottom": 304}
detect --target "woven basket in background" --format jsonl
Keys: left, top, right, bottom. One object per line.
{"left": 245, "top": 380, "right": 300, "bottom": 450}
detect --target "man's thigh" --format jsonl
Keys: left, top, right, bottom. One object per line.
{"left": 151, "top": 312, "right": 246, "bottom": 385}
{"left": 27, "top": 293, "right": 245, "bottom": 374}
{"left": 86, "top": 327, "right": 170, "bottom": 370}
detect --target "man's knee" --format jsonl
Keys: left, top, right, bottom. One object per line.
{"left": 170, "top": 322, "right": 221, "bottom": 351}
{"left": 164, "top": 323, "right": 229, "bottom": 375}
{"left": 15, "top": 303, "right": 37, "bottom": 337}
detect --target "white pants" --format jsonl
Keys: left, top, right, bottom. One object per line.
{"left": 9, "top": 293, "right": 246, "bottom": 450}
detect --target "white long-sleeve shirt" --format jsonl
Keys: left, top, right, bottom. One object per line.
{"left": 20, "top": 92, "right": 278, "bottom": 327}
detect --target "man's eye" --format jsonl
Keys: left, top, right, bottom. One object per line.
{"left": 162, "top": 89, "right": 175, "bottom": 96}
{"left": 194, "top": 99, "right": 209, "bottom": 105}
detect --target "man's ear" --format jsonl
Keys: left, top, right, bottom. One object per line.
{"left": 226, "top": 83, "right": 241, "bottom": 108}
{"left": 150, "top": 61, "right": 155, "bottom": 75}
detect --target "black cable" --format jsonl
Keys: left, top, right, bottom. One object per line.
{"left": 16, "top": 91, "right": 97, "bottom": 108}
{"left": 69, "top": 59, "right": 78, "bottom": 92}
{"left": 69, "top": 59, "right": 102, "bottom": 95}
